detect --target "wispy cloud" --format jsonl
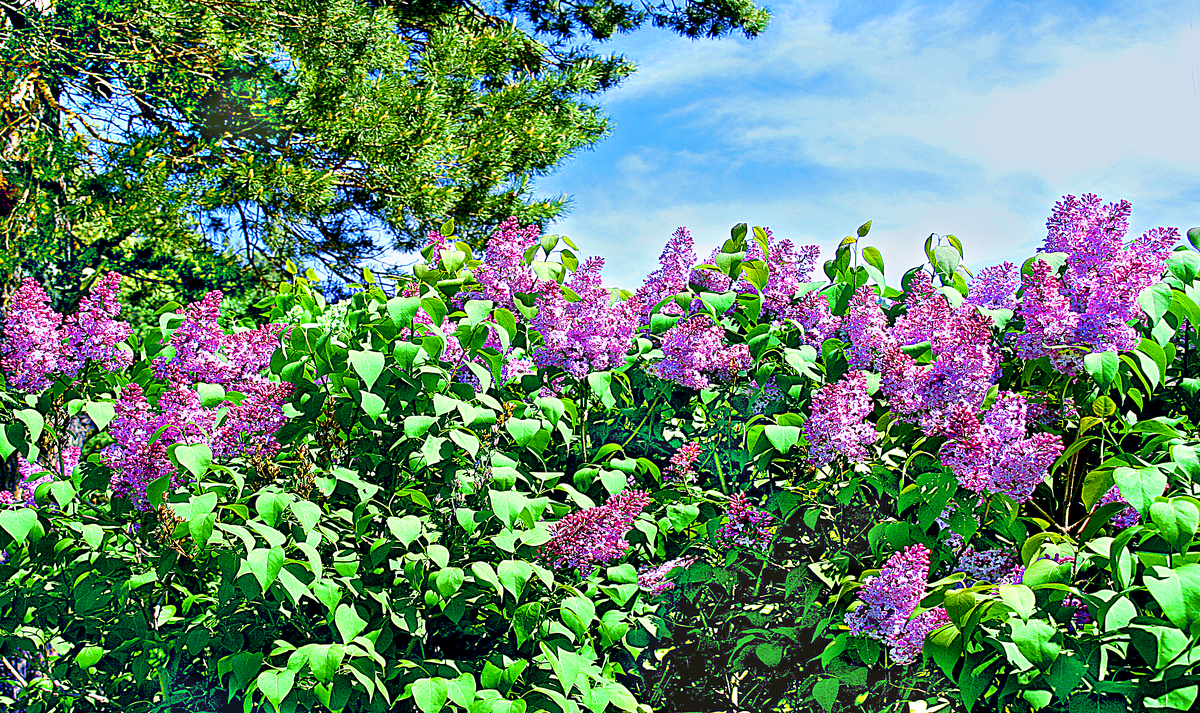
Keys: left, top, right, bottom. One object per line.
{"left": 536, "top": 0, "right": 1200, "bottom": 290}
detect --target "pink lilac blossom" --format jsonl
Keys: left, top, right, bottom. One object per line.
{"left": 107, "top": 292, "right": 292, "bottom": 509}
{"left": 939, "top": 392, "right": 1063, "bottom": 503}
{"left": 844, "top": 286, "right": 893, "bottom": 370}
{"left": 635, "top": 227, "right": 697, "bottom": 326}
{"left": 1, "top": 278, "right": 66, "bottom": 392}
{"left": 154, "top": 291, "right": 288, "bottom": 387}
{"left": 965, "top": 262, "right": 1020, "bottom": 312}
{"left": 61, "top": 272, "right": 133, "bottom": 376}
{"left": 844, "top": 544, "right": 950, "bottom": 664}
{"left": 664, "top": 441, "right": 702, "bottom": 484}
{"left": 689, "top": 249, "right": 732, "bottom": 293}
{"left": 790, "top": 291, "right": 842, "bottom": 350}
{"left": 531, "top": 257, "right": 642, "bottom": 378}
{"left": 467, "top": 217, "right": 541, "bottom": 313}
{"left": 1062, "top": 596, "right": 1093, "bottom": 631}
{"left": 638, "top": 556, "right": 696, "bottom": 595}
{"left": 714, "top": 493, "right": 774, "bottom": 549}
{"left": 742, "top": 229, "right": 822, "bottom": 322}
{"left": 652, "top": 315, "right": 752, "bottom": 389}
{"left": 882, "top": 273, "right": 1000, "bottom": 434}
{"left": 1015, "top": 194, "right": 1179, "bottom": 374}
{"left": 541, "top": 490, "right": 653, "bottom": 574}
{"left": 804, "top": 371, "right": 877, "bottom": 467}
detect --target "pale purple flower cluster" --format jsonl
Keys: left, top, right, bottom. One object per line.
{"left": 542, "top": 490, "right": 653, "bottom": 574}
{"left": 638, "top": 556, "right": 696, "bottom": 595}
{"left": 965, "top": 262, "right": 1021, "bottom": 312}
{"left": 714, "top": 493, "right": 774, "bottom": 549}
{"left": 635, "top": 227, "right": 697, "bottom": 326}
{"left": 939, "top": 392, "right": 1062, "bottom": 503}
{"left": 954, "top": 547, "right": 1023, "bottom": 586}
{"left": 652, "top": 315, "right": 752, "bottom": 389}
{"left": 804, "top": 371, "right": 876, "bottom": 467}
{"left": 847, "top": 274, "right": 1000, "bottom": 435}
{"left": 743, "top": 229, "right": 823, "bottom": 323}
{"left": 1, "top": 274, "right": 132, "bottom": 391}
{"left": 664, "top": 441, "right": 702, "bottom": 484}
{"left": 790, "top": 291, "right": 842, "bottom": 350}
{"left": 1093, "top": 485, "right": 1145, "bottom": 529}
{"left": 1015, "top": 194, "right": 1179, "bottom": 373}
{"left": 532, "top": 257, "right": 642, "bottom": 378}
{"left": 107, "top": 291, "right": 292, "bottom": 509}
{"left": 467, "top": 217, "right": 541, "bottom": 313}
{"left": 844, "top": 544, "right": 951, "bottom": 664}
{"left": 1062, "top": 595, "right": 1093, "bottom": 631}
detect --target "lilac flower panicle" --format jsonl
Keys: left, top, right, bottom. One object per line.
{"left": 844, "top": 544, "right": 950, "bottom": 664}
{"left": 532, "top": 257, "right": 641, "bottom": 378}
{"left": 653, "top": 315, "right": 752, "bottom": 389}
{"left": 955, "top": 547, "right": 1023, "bottom": 586}
{"left": 966, "top": 262, "right": 1020, "bottom": 311}
{"left": 542, "top": 490, "right": 652, "bottom": 574}
{"left": 715, "top": 493, "right": 774, "bottom": 550}
{"left": 61, "top": 272, "right": 133, "bottom": 376}
{"left": 1, "top": 278, "right": 65, "bottom": 392}
{"left": 845, "top": 286, "right": 892, "bottom": 369}
{"left": 939, "top": 392, "right": 1062, "bottom": 503}
{"left": 844, "top": 540, "right": 945, "bottom": 662}
{"left": 804, "top": 371, "right": 877, "bottom": 467}
{"left": 664, "top": 441, "right": 702, "bottom": 484}
{"left": 468, "top": 217, "right": 541, "bottom": 313}
{"left": 1016, "top": 194, "right": 1179, "bottom": 374}
{"left": 638, "top": 556, "right": 696, "bottom": 595}
{"left": 635, "top": 227, "right": 697, "bottom": 326}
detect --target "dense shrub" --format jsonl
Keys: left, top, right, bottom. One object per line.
{"left": 0, "top": 197, "right": 1197, "bottom": 713}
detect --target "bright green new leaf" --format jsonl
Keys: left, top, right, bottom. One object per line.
{"left": 348, "top": 349, "right": 385, "bottom": 390}
{"left": 257, "top": 669, "right": 295, "bottom": 713}
{"left": 412, "top": 677, "right": 448, "bottom": 713}
{"left": 247, "top": 547, "right": 285, "bottom": 591}
{"left": 1115, "top": 466, "right": 1168, "bottom": 513}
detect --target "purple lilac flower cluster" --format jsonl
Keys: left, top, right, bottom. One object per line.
{"left": 652, "top": 315, "right": 751, "bottom": 389}
{"left": 954, "top": 547, "right": 1023, "bottom": 586}
{"left": 1093, "top": 484, "right": 1148, "bottom": 529}
{"left": 965, "top": 262, "right": 1021, "bottom": 312}
{"left": 939, "top": 392, "right": 1062, "bottom": 503}
{"left": 663, "top": 441, "right": 702, "bottom": 484}
{"left": 1015, "top": 194, "right": 1179, "bottom": 373}
{"left": 0, "top": 273, "right": 132, "bottom": 392}
{"left": 804, "top": 371, "right": 877, "bottom": 467}
{"left": 541, "top": 490, "right": 652, "bottom": 574}
{"left": 638, "top": 556, "right": 696, "bottom": 595}
{"left": 105, "top": 291, "right": 292, "bottom": 509}
{"left": 532, "top": 257, "right": 643, "bottom": 378}
{"left": 845, "top": 275, "right": 1000, "bottom": 436}
{"left": 635, "top": 227, "right": 697, "bottom": 326}
{"left": 714, "top": 493, "right": 774, "bottom": 549}
{"left": 844, "top": 544, "right": 951, "bottom": 664}
{"left": 467, "top": 217, "right": 541, "bottom": 313}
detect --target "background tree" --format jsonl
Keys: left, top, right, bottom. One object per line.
{"left": 0, "top": 0, "right": 769, "bottom": 309}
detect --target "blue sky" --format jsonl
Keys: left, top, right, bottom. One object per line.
{"left": 529, "top": 0, "right": 1200, "bottom": 291}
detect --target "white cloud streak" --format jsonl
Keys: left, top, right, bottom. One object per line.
{"left": 536, "top": 0, "right": 1200, "bottom": 290}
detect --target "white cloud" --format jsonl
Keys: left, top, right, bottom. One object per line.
{"left": 537, "top": 0, "right": 1200, "bottom": 290}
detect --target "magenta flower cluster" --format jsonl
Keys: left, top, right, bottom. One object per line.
{"left": 541, "top": 489, "right": 653, "bottom": 574}
{"left": 939, "top": 391, "right": 1062, "bottom": 503}
{"left": 663, "top": 441, "right": 702, "bottom": 484}
{"left": 532, "top": 257, "right": 643, "bottom": 378}
{"left": 635, "top": 227, "right": 697, "bottom": 326}
{"left": 637, "top": 556, "right": 696, "bottom": 595}
{"left": 105, "top": 291, "right": 292, "bottom": 509}
{"left": 845, "top": 544, "right": 951, "bottom": 664}
{"left": 467, "top": 217, "right": 542, "bottom": 313}
{"left": 652, "top": 315, "right": 751, "bottom": 389}
{"left": 714, "top": 493, "right": 774, "bottom": 549}
{"left": 1, "top": 273, "right": 132, "bottom": 392}
{"left": 804, "top": 370, "right": 877, "bottom": 467}
{"left": 1014, "top": 194, "right": 1179, "bottom": 373}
